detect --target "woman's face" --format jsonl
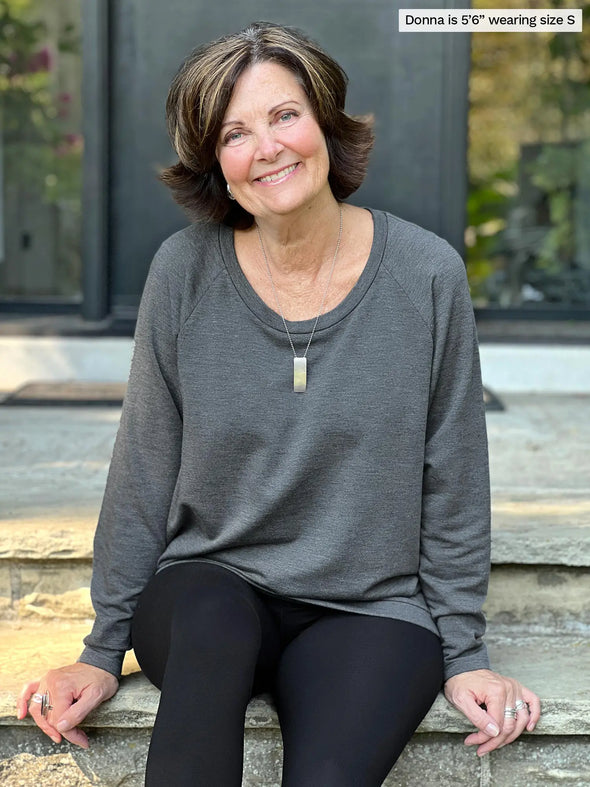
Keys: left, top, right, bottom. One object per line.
{"left": 216, "top": 61, "right": 332, "bottom": 221}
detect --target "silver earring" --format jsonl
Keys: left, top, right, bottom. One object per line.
{"left": 227, "top": 183, "right": 236, "bottom": 200}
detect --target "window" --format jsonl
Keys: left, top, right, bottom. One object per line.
{"left": 0, "top": 0, "right": 82, "bottom": 300}
{"left": 467, "top": 0, "right": 590, "bottom": 312}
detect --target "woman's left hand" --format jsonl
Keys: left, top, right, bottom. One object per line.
{"left": 444, "top": 669, "right": 541, "bottom": 756}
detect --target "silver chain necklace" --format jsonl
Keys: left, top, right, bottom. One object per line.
{"left": 256, "top": 204, "right": 343, "bottom": 393}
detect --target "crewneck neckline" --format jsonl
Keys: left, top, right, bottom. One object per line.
{"left": 219, "top": 208, "right": 387, "bottom": 335}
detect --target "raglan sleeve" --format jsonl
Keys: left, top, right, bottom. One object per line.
{"left": 78, "top": 241, "right": 183, "bottom": 678}
{"left": 419, "top": 250, "right": 492, "bottom": 682}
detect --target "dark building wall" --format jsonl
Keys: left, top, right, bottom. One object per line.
{"left": 105, "top": 0, "right": 470, "bottom": 316}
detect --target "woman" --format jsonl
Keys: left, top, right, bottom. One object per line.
{"left": 17, "top": 22, "right": 540, "bottom": 785}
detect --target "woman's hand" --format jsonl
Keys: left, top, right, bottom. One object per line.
{"left": 444, "top": 669, "right": 541, "bottom": 756}
{"left": 16, "top": 662, "right": 119, "bottom": 749}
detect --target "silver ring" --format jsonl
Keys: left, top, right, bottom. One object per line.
{"left": 504, "top": 707, "right": 517, "bottom": 719}
{"left": 31, "top": 691, "right": 53, "bottom": 717}
{"left": 515, "top": 699, "right": 528, "bottom": 712}
{"left": 41, "top": 692, "right": 53, "bottom": 718}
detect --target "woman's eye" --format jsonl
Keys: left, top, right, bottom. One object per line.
{"left": 278, "top": 111, "right": 297, "bottom": 122}
{"left": 224, "top": 131, "right": 243, "bottom": 145}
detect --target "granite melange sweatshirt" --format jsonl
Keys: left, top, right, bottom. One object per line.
{"left": 79, "top": 208, "right": 491, "bottom": 681}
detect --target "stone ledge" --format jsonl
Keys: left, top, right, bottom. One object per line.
{"left": 490, "top": 494, "right": 590, "bottom": 566}
{"left": 4, "top": 569, "right": 589, "bottom": 632}
{"left": 2, "top": 632, "right": 589, "bottom": 737}
{"left": 1, "top": 675, "right": 589, "bottom": 738}
{"left": 0, "top": 519, "right": 95, "bottom": 561}
{"left": 1, "top": 636, "right": 589, "bottom": 787}
{"left": 2, "top": 515, "right": 589, "bottom": 566}
{"left": 2, "top": 730, "right": 589, "bottom": 787}
{"left": 492, "top": 527, "right": 590, "bottom": 567}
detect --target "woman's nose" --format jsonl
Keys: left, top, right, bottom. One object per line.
{"left": 254, "top": 127, "right": 284, "bottom": 160}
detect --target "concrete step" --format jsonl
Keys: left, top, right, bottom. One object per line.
{"left": 0, "top": 622, "right": 588, "bottom": 786}
{"left": 3, "top": 336, "right": 590, "bottom": 393}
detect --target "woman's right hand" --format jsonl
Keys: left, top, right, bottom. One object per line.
{"left": 16, "top": 662, "right": 119, "bottom": 749}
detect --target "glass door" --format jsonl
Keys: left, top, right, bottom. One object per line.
{"left": 0, "top": 0, "right": 82, "bottom": 301}
{"left": 467, "top": 0, "right": 590, "bottom": 314}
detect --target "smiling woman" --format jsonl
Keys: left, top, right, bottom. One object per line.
{"left": 18, "top": 20, "right": 540, "bottom": 787}
{"left": 158, "top": 21, "right": 374, "bottom": 228}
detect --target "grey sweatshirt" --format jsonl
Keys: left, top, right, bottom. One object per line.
{"left": 79, "top": 208, "right": 491, "bottom": 682}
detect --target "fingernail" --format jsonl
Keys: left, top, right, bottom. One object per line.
{"left": 485, "top": 722, "right": 500, "bottom": 736}
{"left": 57, "top": 721, "right": 68, "bottom": 732}
{"left": 51, "top": 736, "right": 61, "bottom": 744}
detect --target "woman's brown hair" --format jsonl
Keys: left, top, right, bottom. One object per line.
{"left": 159, "top": 21, "right": 374, "bottom": 229}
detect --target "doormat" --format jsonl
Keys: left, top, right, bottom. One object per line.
{"left": 483, "top": 386, "right": 505, "bottom": 411}
{"left": 0, "top": 381, "right": 127, "bottom": 407}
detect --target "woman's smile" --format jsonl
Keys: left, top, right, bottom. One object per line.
{"left": 255, "top": 162, "right": 300, "bottom": 185}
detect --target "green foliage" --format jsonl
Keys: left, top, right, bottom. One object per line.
{"left": 524, "top": 144, "right": 576, "bottom": 272}
{"left": 468, "top": 0, "right": 590, "bottom": 306}
{"left": 465, "top": 168, "right": 515, "bottom": 299}
{"left": 0, "top": 0, "right": 82, "bottom": 203}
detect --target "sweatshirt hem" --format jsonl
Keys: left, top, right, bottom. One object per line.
{"left": 156, "top": 557, "right": 440, "bottom": 639}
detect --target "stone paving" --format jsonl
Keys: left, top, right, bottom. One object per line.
{"left": 0, "top": 392, "right": 589, "bottom": 785}
{"left": 1, "top": 392, "right": 588, "bottom": 546}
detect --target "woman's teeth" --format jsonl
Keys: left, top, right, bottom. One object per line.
{"left": 258, "top": 164, "right": 297, "bottom": 183}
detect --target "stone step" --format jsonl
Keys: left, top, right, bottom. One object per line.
{"left": 2, "top": 516, "right": 589, "bottom": 630}
{"left": 3, "top": 495, "right": 590, "bottom": 565}
{"left": 0, "top": 622, "right": 588, "bottom": 786}
{"left": 2, "top": 506, "right": 589, "bottom": 628}
{"left": 2, "top": 396, "right": 589, "bottom": 565}
{"left": 2, "top": 564, "right": 589, "bottom": 638}
{"left": 1, "top": 395, "right": 589, "bottom": 783}
{"left": 0, "top": 620, "right": 138, "bottom": 696}
{"left": 2, "top": 395, "right": 589, "bottom": 626}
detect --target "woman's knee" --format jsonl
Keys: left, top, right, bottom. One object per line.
{"left": 132, "top": 562, "right": 271, "bottom": 685}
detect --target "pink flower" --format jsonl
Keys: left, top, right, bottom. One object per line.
{"left": 55, "top": 133, "right": 84, "bottom": 156}
{"left": 26, "top": 46, "right": 52, "bottom": 73}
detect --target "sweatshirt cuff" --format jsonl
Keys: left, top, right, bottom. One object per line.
{"left": 78, "top": 645, "right": 125, "bottom": 680}
{"left": 442, "top": 644, "right": 491, "bottom": 682}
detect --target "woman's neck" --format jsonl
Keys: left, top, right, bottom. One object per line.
{"left": 251, "top": 196, "right": 343, "bottom": 279}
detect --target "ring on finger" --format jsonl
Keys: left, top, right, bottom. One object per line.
{"left": 515, "top": 699, "right": 529, "bottom": 713}
{"left": 31, "top": 691, "right": 53, "bottom": 717}
{"left": 504, "top": 707, "right": 518, "bottom": 719}
{"left": 41, "top": 692, "right": 53, "bottom": 718}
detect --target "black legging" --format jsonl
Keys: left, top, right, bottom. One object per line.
{"left": 131, "top": 561, "right": 443, "bottom": 786}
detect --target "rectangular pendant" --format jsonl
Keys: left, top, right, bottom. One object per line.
{"left": 293, "top": 357, "right": 307, "bottom": 392}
